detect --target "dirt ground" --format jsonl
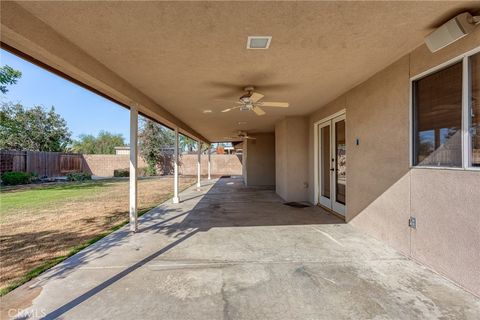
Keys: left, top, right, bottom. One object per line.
{"left": 0, "top": 176, "right": 196, "bottom": 292}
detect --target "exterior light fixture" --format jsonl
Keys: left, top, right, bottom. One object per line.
{"left": 425, "top": 12, "right": 479, "bottom": 52}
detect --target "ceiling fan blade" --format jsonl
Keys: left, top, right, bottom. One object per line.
{"left": 221, "top": 106, "right": 241, "bottom": 113}
{"left": 252, "top": 106, "right": 266, "bottom": 116}
{"left": 250, "top": 92, "right": 264, "bottom": 103}
{"left": 260, "top": 102, "right": 289, "bottom": 108}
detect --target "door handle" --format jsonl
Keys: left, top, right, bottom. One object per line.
{"left": 330, "top": 168, "right": 334, "bottom": 171}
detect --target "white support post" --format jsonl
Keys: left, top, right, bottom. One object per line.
{"left": 208, "top": 144, "right": 211, "bottom": 180}
{"left": 129, "top": 105, "right": 138, "bottom": 232}
{"left": 197, "top": 141, "right": 202, "bottom": 188}
{"left": 173, "top": 127, "right": 180, "bottom": 204}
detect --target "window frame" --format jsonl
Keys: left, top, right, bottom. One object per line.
{"left": 410, "top": 46, "right": 480, "bottom": 171}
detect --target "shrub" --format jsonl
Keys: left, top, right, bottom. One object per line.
{"left": 146, "top": 161, "right": 157, "bottom": 176}
{"left": 66, "top": 172, "right": 92, "bottom": 182}
{"left": 113, "top": 168, "right": 129, "bottom": 177}
{"left": 139, "top": 167, "right": 150, "bottom": 177}
{"left": 113, "top": 167, "right": 150, "bottom": 177}
{"left": 1, "top": 171, "right": 34, "bottom": 185}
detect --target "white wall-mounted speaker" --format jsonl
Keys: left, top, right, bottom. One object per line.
{"left": 425, "top": 12, "right": 476, "bottom": 53}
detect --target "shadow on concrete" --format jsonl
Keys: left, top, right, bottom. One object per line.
{"left": 39, "top": 230, "right": 199, "bottom": 320}
{"left": 37, "top": 176, "right": 342, "bottom": 319}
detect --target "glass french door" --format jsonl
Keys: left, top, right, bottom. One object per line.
{"left": 318, "top": 114, "right": 346, "bottom": 215}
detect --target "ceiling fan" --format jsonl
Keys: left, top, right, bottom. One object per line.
{"left": 221, "top": 86, "right": 289, "bottom": 116}
{"left": 224, "top": 131, "right": 256, "bottom": 140}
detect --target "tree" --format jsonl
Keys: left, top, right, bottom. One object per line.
{"left": 179, "top": 134, "right": 197, "bottom": 153}
{"left": 0, "top": 102, "right": 71, "bottom": 151}
{"left": 0, "top": 65, "right": 22, "bottom": 94}
{"left": 72, "top": 131, "right": 125, "bottom": 154}
{"left": 138, "top": 119, "right": 175, "bottom": 175}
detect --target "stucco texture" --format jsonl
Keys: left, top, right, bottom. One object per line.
{"left": 275, "top": 117, "right": 309, "bottom": 202}
{"left": 307, "top": 28, "right": 480, "bottom": 296}
{"left": 2, "top": 1, "right": 477, "bottom": 142}
{"left": 244, "top": 133, "right": 275, "bottom": 186}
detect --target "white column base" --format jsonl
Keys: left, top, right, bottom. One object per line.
{"left": 207, "top": 146, "right": 211, "bottom": 180}
{"left": 129, "top": 105, "right": 138, "bottom": 233}
{"left": 173, "top": 127, "right": 180, "bottom": 205}
{"left": 197, "top": 141, "right": 202, "bottom": 189}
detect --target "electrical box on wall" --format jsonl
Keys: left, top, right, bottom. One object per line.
{"left": 409, "top": 216, "right": 417, "bottom": 229}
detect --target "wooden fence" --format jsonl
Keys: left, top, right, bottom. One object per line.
{"left": 0, "top": 150, "right": 83, "bottom": 177}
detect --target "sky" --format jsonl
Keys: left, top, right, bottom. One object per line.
{"left": 1, "top": 49, "right": 130, "bottom": 141}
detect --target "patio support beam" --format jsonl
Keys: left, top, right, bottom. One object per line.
{"left": 173, "top": 127, "right": 180, "bottom": 204}
{"left": 208, "top": 144, "right": 211, "bottom": 180}
{"left": 129, "top": 105, "right": 138, "bottom": 232}
{"left": 197, "top": 141, "right": 202, "bottom": 188}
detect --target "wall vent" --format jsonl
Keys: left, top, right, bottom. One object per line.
{"left": 247, "top": 36, "right": 272, "bottom": 49}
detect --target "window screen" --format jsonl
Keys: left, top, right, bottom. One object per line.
{"left": 413, "top": 62, "right": 463, "bottom": 167}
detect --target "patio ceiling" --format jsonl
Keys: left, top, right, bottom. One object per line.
{"left": 3, "top": 1, "right": 477, "bottom": 142}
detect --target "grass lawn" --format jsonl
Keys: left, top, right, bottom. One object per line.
{"left": 0, "top": 176, "right": 196, "bottom": 295}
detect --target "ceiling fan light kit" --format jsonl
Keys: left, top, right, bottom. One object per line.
{"left": 220, "top": 86, "right": 289, "bottom": 116}
{"left": 224, "top": 131, "right": 257, "bottom": 141}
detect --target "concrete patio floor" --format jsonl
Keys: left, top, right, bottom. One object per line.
{"left": 2, "top": 176, "right": 479, "bottom": 319}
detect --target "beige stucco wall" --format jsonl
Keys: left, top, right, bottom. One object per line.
{"left": 242, "top": 140, "right": 248, "bottom": 185}
{"left": 307, "top": 28, "right": 480, "bottom": 296}
{"left": 344, "top": 56, "right": 412, "bottom": 255}
{"left": 410, "top": 169, "right": 480, "bottom": 296}
{"left": 275, "top": 120, "right": 288, "bottom": 198}
{"left": 275, "top": 117, "right": 309, "bottom": 202}
{"left": 244, "top": 133, "right": 276, "bottom": 186}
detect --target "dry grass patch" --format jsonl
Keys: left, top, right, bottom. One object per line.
{"left": 0, "top": 176, "right": 196, "bottom": 294}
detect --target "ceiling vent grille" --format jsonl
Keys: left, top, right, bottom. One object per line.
{"left": 247, "top": 36, "right": 272, "bottom": 49}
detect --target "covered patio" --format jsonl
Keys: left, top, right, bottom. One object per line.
{"left": 1, "top": 1, "right": 480, "bottom": 316}
{"left": 2, "top": 176, "right": 478, "bottom": 319}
